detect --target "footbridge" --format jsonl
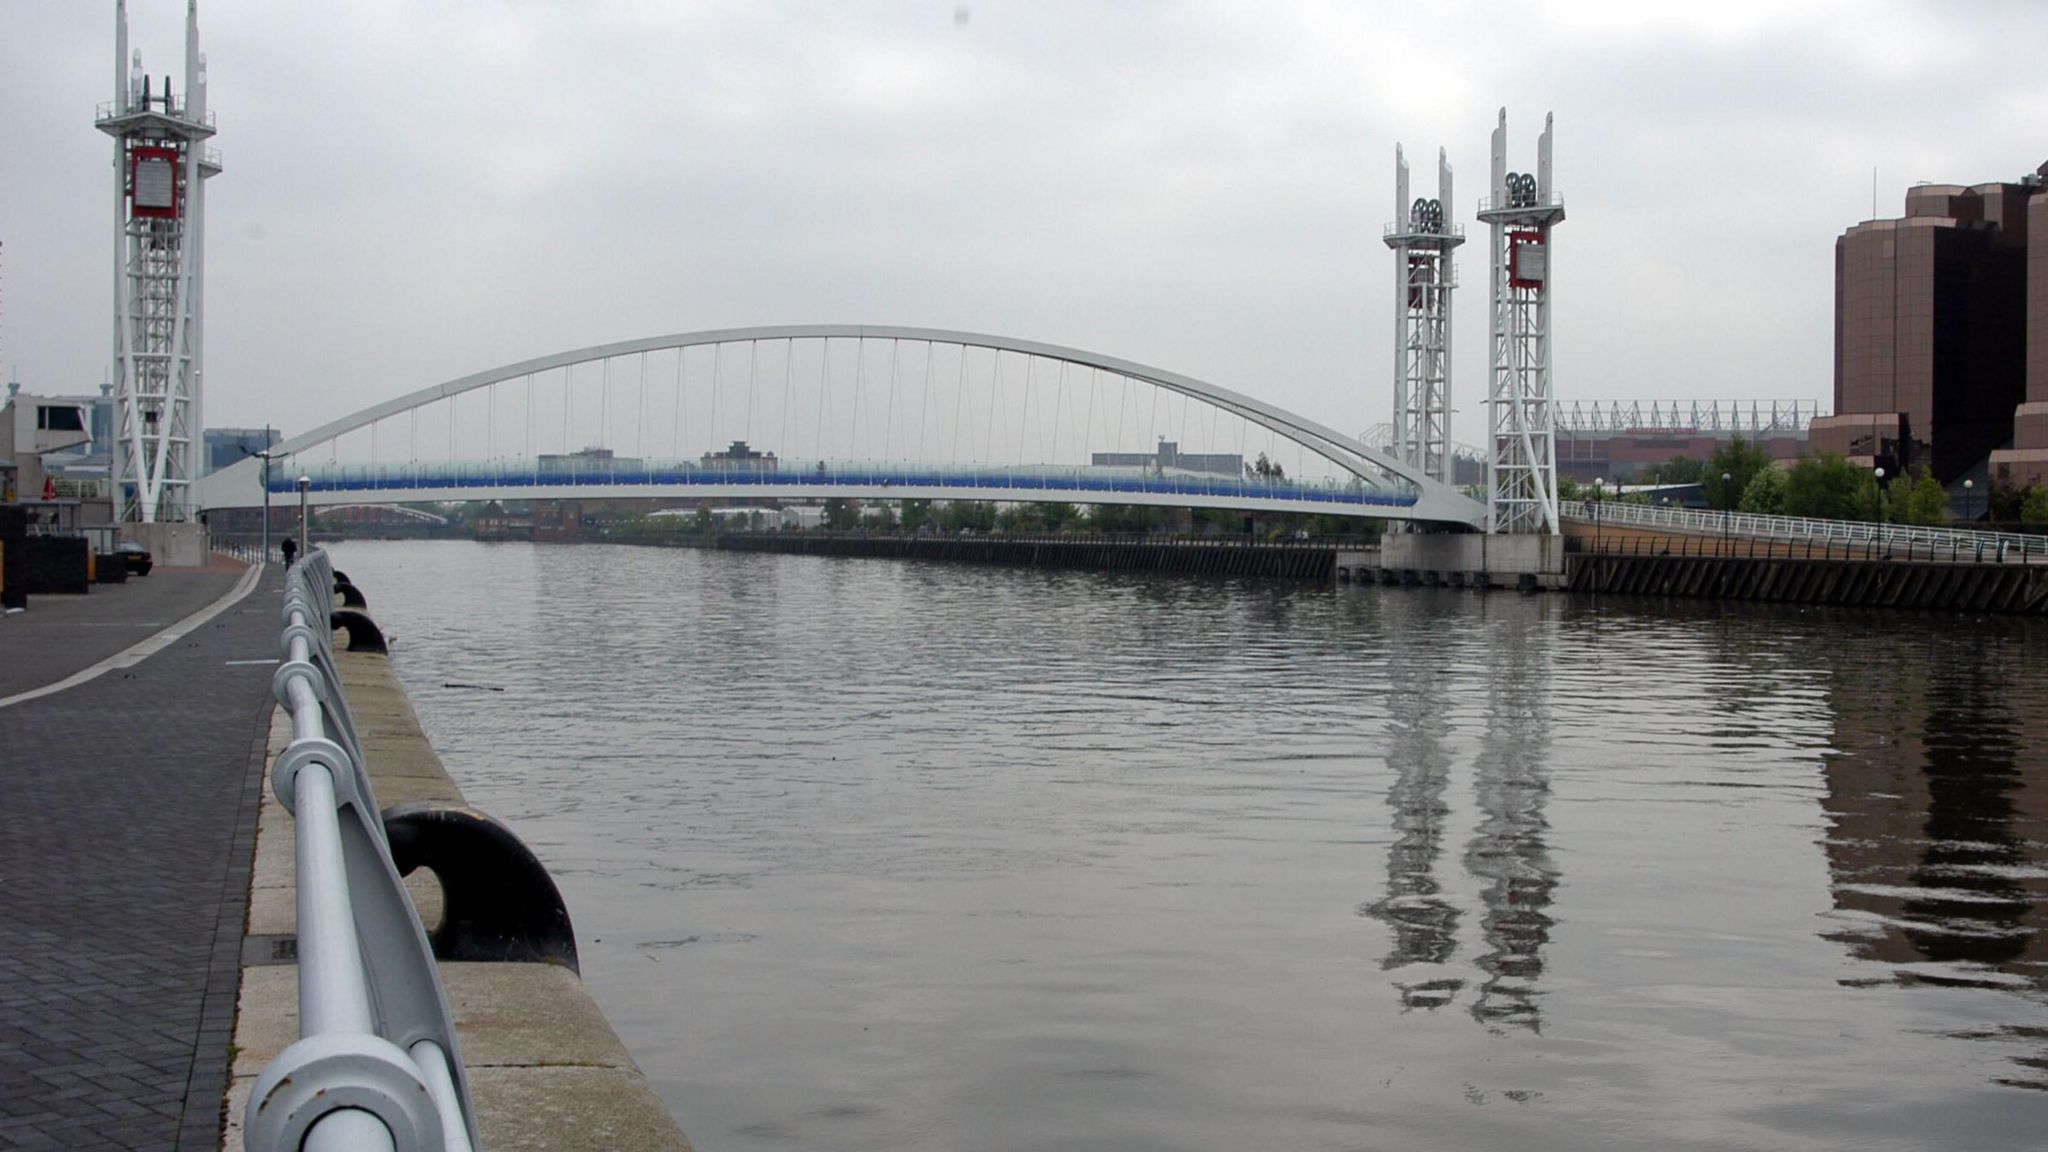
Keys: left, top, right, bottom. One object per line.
{"left": 200, "top": 325, "right": 1488, "bottom": 528}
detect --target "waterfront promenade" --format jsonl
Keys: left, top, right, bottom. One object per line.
{"left": 0, "top": 562, "right": 277, "bottom": 1150}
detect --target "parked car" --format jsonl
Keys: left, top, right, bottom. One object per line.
{"left": 115, "top": 541, "right": 153, "bottom": 576}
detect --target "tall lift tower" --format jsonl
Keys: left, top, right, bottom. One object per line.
{"left": 1383, "top": 145, "right": 1464, "bottom": 485}
{"left": 96, "top": 1, "right": 222, "bottom": 524}
{"left": 1475, "top": 109, "right": 1562, "bottom": 535}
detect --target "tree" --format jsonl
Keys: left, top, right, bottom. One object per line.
{"left": 1249, "top": 453, "right": 1286, "bottom": 481}
{"left": 1556, "top": 475, "right": 1582, "bottom": 503}
{"left": 2022, "top": 486, "right": 2048, "bottom": 526}
{"left": 823, "top": 498, "right": 861, "bottom": 529}
{"left": 1646, "top": 456, "right": 1705, "bottom": 485}
{"left": 1191, "top": 506, "right": 1248, "bottom": 534}
{"left": 1089, "top": 503, "right": 1166, "bottom": 533}
{"left": 692, "top": 505, "right": 714, "bottom": 534}
{"left": 1989, "top": 478, "right": 2030, "bottom": 523}
{"left": 1704, "top": 437, "right": 1772, "bottom": 510}
{"left": 1781, "top": 454, "right": 1876, "bottom": 521}
{"left": 863, "top": 503, "right": 898, "bottom": 529}
{"left": 1738, "top": 466, "right": 1787, "bottom": 515}
{"left": 1033, "top": 502, "right": 1080, "bottom": 531}
{"left": 1892, "top": 468, "right": 1950, "bottom": 526}
{"left": 941, "top": 500, "right": 996, "bottom": 532}
{"left": 900, "top": 498, "right": 934, "bottom": 532}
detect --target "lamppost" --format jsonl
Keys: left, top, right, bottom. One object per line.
{"left": 1874, "top": 466, "right": 1886, "bottom": 557}
{"left": 1720, "top": 471, "right": 1732, "bottom": 555}
{"left": 237, "top": 436, "right": 276, "bottom": 562}
{"left": 259, "top": 451, "right": 273, "bottom": 562}
{"left": 1964, "top": 477, "right": 1975, "bottom": 524}
{"left": 297, "top": 475, "right": 311, "bottom": 557}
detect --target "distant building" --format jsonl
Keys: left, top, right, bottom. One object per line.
{"left": 1091, "top": 439, "right": 1242, "bottom": 477}
{"left": 536, "top": 447, "right": 643, "bottom": 475}
{"left": 203, "top": 426, "right": 280, "bottom": 475}
{"left": 1, "top": 388, "right": 98, "bottom": 506}
{"left": 472, "top": 500, "right": 533, "bottom": 542}
{"left": 1553, "top": 399, "right": 1816, "bottom": 483}
{"left": 700, "top": 440, "right": 778, "bottom": 473}
{"left": 1810, "top": 168, "right": 2048, "bottom": 487}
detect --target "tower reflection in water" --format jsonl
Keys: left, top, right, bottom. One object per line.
{"left": 1822, "top": 633, "right": 2048, "bottom": 1089}
{"left": 1463, "top": 604, "right": 1559, "bottom": 1032}
{"left": 1361, "top": 597, "right": 1559, "bottom": 1032}
{"left": 1361, "top": 595, "right": 1464, "bottom": 1010}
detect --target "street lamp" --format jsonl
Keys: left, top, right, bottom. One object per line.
{"left": 237, "top": 438, "right": 276, "bottom": 562}
{"left": 1874, "top": 466, "right": 1886, "bottom": 557}
{"left": 297, "top": 475, "right": 311, "bottom": 558}
{"left": 1593, "top": 477, "right": 1605, "bottom": 552}
{"left": 1964, "top": 477, "right": 1975, "bottom": 523}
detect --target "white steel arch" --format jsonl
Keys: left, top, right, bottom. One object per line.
{"left": 201, "top": 325, "right": 1487, "bottom": 527}
{"left": 312, "top": 504, "right": 450, "bottom": 524}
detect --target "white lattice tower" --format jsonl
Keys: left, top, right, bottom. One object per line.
{"left": 1476, "top": 109, "right": 1563, "bottom": 535}
{"left": 1383, "top": 145, "right": 1464, "bottom": 485}
{"left": 96, "top": 1, "right": 222, "bottom": 523}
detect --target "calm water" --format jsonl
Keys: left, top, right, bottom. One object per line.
{"left": 331, "top": 540, "right": 2048, "bottom": 1151}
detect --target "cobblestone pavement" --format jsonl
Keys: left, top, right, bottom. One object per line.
{"left": 0, "top": 569, "right": 247, "bottom": 699}
{"left": 0, "top": 567, "right": 280, "bottom": 1150}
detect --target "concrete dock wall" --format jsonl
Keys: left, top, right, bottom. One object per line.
{"left": 226, "top": 638, "right": 692, "bottom": 1150}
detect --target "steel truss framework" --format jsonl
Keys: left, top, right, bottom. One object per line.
{"left": 1478, "top": 110, "right": 1563, "bottom": 535}
{"left": 1385, "top": 145, "right": 1464, "bottom": 486}
{"left": 1555, "top": 398, "right": 1824, "bottom": 435}
{"left": 199, "top": 325, "right": 1489, "bottom": 528}
{"left": 97, "top": 1, "right": 221, "bottom": 523}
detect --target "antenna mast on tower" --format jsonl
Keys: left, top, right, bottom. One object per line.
{"left": 95, "top": 1, "right": 222, "bottom": 523}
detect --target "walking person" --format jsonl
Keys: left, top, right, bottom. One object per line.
{"left": 280, "top": 536, "right": 298, "bottom": 567}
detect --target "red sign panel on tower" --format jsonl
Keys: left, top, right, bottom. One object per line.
{"left": 131, "top": 146, "right": 180, "bottom": 219}
{"left": 1509, "top": 230, "right": 1547, "bottom": 289}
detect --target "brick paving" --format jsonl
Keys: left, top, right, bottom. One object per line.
{"left": 0, "top": 569, "right": 247, "bottom": 699}
{"left": 0, "top": 567, "right": 280, "bottom": 1151}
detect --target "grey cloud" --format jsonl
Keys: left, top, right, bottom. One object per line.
{"left": 2, "top": 1, "right": 2043, "bottom": 450}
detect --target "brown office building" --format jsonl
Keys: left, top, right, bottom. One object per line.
{"left": 1812, "top": 177, "right": 2040, "bottom": 486}
{"left": 1988, "top": 184, "right": 2048, "bottom": 488}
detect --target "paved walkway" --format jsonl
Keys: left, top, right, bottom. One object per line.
{"left": 0, "top": 566, "right": 280, "bottom": 1151}
{"left": 0, "top": 566, "right": 249, "bottom": 699}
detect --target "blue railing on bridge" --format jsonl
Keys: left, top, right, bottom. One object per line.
{"left": 271, "top": 460, "right": 1420, "bottom": 509}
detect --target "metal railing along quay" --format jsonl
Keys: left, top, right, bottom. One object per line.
{"left": 1565, "top": 499, "right": 2048, "bottom": 564}
{"left": 248, "top": 549, "right": 480, "bottom": 1152}
{"left": 1569, "top": 532, "right": 2033, "bottom": 564}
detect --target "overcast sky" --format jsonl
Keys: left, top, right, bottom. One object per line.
{"left": 5, "top": 1, "right": 2045, "bottom": 451}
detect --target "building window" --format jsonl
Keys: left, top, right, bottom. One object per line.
{"left": 37, "top": 406, "right": 86, "bottom": 432}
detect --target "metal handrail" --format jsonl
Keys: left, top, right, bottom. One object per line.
{"left": 247, "top": 550, "right": 480, "bottom": 1152}
{"left": 641, "top": 528, "right": 1385, "bottom": 550}
{"left": 269, "top": 458, "right": 1418, "bottom": 508}
{"left": 1565, "top": 499, "right": 2048, "bottom": 562}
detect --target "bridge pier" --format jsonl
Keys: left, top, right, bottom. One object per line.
{"left": 1379, "top": 533, "right": 1566, "bottom": 591}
